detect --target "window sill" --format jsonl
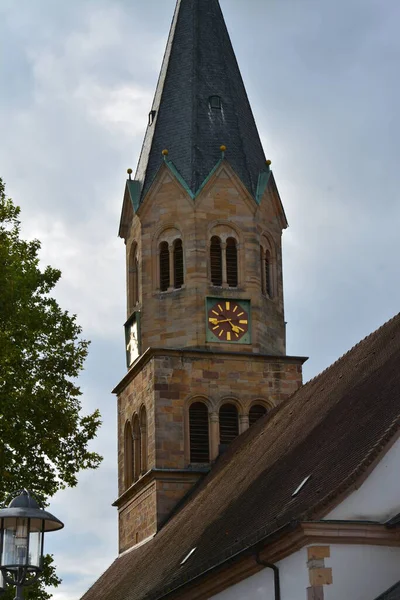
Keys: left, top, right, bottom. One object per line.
{"left": 155, "top": 284, "right": 187, "bottom": 295}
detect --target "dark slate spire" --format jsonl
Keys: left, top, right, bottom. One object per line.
{"left": 135, "top": 0, "right": 269, "bottom": 201}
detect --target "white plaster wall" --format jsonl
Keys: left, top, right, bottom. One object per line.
{"left": 211, "top": 543, "right": 400, "bottom": 600}
{"left": 327, "top": 435, "right": 400, "bottom": 521}
{"left": 211, "top": 548, "right": 309, "bottom": 600}
{"left": 324, "top": 544, "right": 400, "bottom": 600}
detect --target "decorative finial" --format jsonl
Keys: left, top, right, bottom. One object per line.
{"left": 266, "top": 159, "right": 272, "bottom": 167}
{"left": 127, "top": 168, "right": 133, "bottom": 180}
{"left": 162, "top": 149, "right": 169, "bottom": 158}
{"left": 220, "top": 145, "right": 227, "bottom": 153}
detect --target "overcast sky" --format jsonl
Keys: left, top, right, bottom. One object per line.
{"left": 1, "top": 0, "right": 400, "bottom": 598}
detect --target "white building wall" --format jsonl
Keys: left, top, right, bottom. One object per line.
{"left": 211, "top": 544, "right": 400, "bottom": 600}
{"left": 324, "top": 544, "right": 400, "bottom": 600}
{"left": 327, "top": 435, "right": 400, "bottom": 521}
{"left": 211, "top": 548, "right": 308, "bottom": 600}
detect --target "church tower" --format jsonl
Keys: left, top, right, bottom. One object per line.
{"left": 114, "top": 0, "right": 306, "bottom": 554}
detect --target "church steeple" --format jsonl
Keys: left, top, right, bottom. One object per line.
{"left": 114, "top": 0, "right": 304, "bottom": 556}
{"left": 135, "top": 0, "right": 268, "bottom": 201}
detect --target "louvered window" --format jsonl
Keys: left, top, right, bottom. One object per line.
{"left": 249, "top": 404, "right": 267, "bottom": 427}
{"left": 174, "top": 239, "right": 184, "bottom": 289}
{"left": 226, "top": 237, "right": 238, "bottom": 287}
{"left": 159, "top": 242, "right": 170, "bottom": 291}
{"left": 210, "top": 236, "right": 222, "bottom": 286}
{"left": 219, "top": 403, "right": 239, "bottom": 445}
{"left": 124, "top": 422, "right": 134, "bottom": 489}
{"left": 265, "top": 250, "right": 272, "bottom": 297}
{"left": 189, "top": 402, "right": 210, "bottom": 463}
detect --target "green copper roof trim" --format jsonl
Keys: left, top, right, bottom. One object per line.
{"left": 193, "top": 158, "right": 224, "bottom": 198}
{"left": 165, "top": 158, "right": 225, "bottom": 200}
{"left": 165, "top": 160, "right": 195, "bottom": 199}
{"left": 256, "top": 169, "right": 272, "bottom": 205}
{"left": 137, "top": 158, "right": 268, "bottom": 207}
{"left": 127, "top": 180, "right": 141, "bottom": 212}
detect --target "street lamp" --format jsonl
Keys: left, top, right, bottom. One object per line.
{"left": 0, "top": 489, "right": 64, "bottom": 599}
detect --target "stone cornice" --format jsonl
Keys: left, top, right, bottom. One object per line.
{"left": 113, "top": 468, "right": 209, "bottom": 509}
{"left": 112, "top": 347, "right": 308, "bottom": 394}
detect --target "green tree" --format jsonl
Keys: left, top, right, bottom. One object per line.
{"left": 0, "top": 179, "right": 102, "bottom": 598}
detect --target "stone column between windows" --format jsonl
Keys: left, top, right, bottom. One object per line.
{"left": 221, "top": 241, "right": 227, "bottom": 287}
{"left": 168, "top": 245, "right": 174, "bottom": 291}
{"left": 209, "top": 412, "right": 219, "bottom": 461}
{"left": 239, "top": 414, "right": 249, "bottom": 434}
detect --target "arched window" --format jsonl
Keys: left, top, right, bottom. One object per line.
{"left": 124, "top": 422, "right": 134, "bottom": 489}
{"left": 210, "top": 236, "right": 223, "bottom": 286}
{"left": 249, "top": 404, "right": 268, "bottom": 427}
{"left": 133, "top": 416, "right": 141, "bottom": 482}
{"left": 189, "top": 402, "right": 210, "bottom": 463}
{"left": 159, "top": 241, "right": 170, "bottom": 292}
{"left": 174, "top": 239, "right": 184, "bottom": 289}
{"left": 265, "top": 250, "right": 272, "bottom": 297}
{"left": 226, "top": 238, "right": 238, "bottom": 287}
{"left": 140, "top": 406, "right": 148, "bottom": 475}
{"left": 219, "top": 403, "right": 239, "bottom": 446}
{"left": 260, "top": 237, "right": 276, "bottom": 298}
{"left": 129, "top": 243, "right": 139, "bottom": 310}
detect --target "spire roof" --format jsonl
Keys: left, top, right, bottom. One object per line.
{"left": 135, "top": 0, "right": 268, "bottom": 201}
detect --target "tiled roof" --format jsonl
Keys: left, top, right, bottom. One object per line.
{"left": 81, "top": 312, "right": 400, "bottom": 600}
{"left": 134, "top": 0, "right": 269, "bottom": 201}
{"left": 375, "top": 582, "right": 400, "bottom": 599}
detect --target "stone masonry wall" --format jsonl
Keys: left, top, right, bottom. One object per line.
{"left": 126, "top": 163, "right": 287, "bottom": 356}
{"left": 119, "top": 480, "right": 157, "bottom": 553}
{"left": 116, "top": 349, "right": 304, "bottom": 553}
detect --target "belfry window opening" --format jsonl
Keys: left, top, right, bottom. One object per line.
{"left": 210, "top": 236, "right": 223, "bottom": 286}
{"left": 219, "top": 403, "right": 239, "bottom": 446}
{"left": 210, "top": 236, "right": 238, "bottom": 288}
{"left": 226, "top": 238, "right": 238, "bottom": 288}
{"left": 174, "top": 239, "right": 184, "bottom": 289}
{"left": 189, "top": 402, "right": 210, "bottom": 463}
{"left": 159, "top": 242, "right": 170, "bottom": 291}
{"left": 249, "top": 404, "right": 268, "bottom": 427}
{"left": 159, "top": 238, "right": 185, "bottom": 292}
{"left": 260, "top": 243, "right": 274, "bottom": 298}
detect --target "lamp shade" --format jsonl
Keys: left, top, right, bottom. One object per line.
{"left": 0, "top": 490, "right": 63, "bottom": 573}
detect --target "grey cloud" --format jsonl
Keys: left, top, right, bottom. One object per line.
{"left": 2, "top": 0, "right": 400, "bottom": 597}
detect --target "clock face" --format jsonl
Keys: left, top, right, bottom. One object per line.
{"left": 206, "top": 299, "right": 251, "bottom": 344}
{"left": 125, "top": 312, "right": 141, "bottom": 367}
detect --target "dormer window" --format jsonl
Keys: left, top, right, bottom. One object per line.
{"left": 148, "top": 110, "right": 156, "bottom": 126}
{"left": 209, "top": 95, "right": 222, "bottom": 110}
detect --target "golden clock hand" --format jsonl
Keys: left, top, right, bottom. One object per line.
{"left": 226, "top": 319, "right": 244, "bottom": 334}
{"left": 209, "top": 318, "right": 230, "bottom": 325}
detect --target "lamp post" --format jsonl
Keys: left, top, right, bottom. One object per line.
{"left": 0, "top": 489, "right": 64, "bottom": 599}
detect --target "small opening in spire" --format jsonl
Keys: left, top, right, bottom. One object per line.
{"left": 148, "top": 110, "right": 156, "bottom": 126}
{"left": 209, "top": 96, "right": 222, "bottom": 110}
